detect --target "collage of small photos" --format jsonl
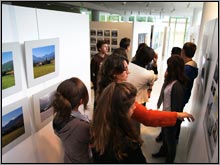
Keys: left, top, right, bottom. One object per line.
{"left": 204, "top": 59, "right": 218, "bottom": 160}
{"left": 90, "top": 29, "right": 118, "bottom": 57}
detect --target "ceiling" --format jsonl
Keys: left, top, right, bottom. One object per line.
{"left": 58, "top": 1, "right": 204, "bottom": 17}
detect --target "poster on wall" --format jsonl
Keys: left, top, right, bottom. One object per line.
{"left": 138, "top": 33, "right": 148, "bottom": 45}
{"left": 90, "top": 29, "right": 96, "bottom": 36}
{"left": 32, "top": 84, "right": 58, "bottom": 131}
{"left": 111, "top": 30, "right": 118, "bottom": 37}
{"left": 2, "top": 42, "right": 22, "bottom": 98}
{"left": 203, "top": 60, "right": 218, "bottom": 161}
{"left": 2, "top": 97, "right": 31, "bottom": 154}
{"left": 24, "top": 38, "right": 59, "bottom": 88}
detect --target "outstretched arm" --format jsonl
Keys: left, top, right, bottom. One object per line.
{"left": 131, "top": 102, "right": 195, "bottom": 127}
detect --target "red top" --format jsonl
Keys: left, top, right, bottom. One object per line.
{"left": 132, "top": 102, "right": 177, "bottom": 127}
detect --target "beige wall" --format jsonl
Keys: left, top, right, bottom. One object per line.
{"left": 90, "top": 22, "right": 133, "bottom": 60}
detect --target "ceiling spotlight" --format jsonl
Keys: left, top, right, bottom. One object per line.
{"left": 122, "top": 2, "right": 127, "bottom": 6}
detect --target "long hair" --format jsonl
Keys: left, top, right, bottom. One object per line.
{"left": 132, "top": 43, "right": 155, "bottom": 68}
{"left": 164, "top": 55, "right": 187, "bottom": 86}
{"left": 52, "top": 77, "right": 89, "bottom": 121}
{"left": 91, "top": 82, "right": 141, "bottom": 160}
{"left": 96, "top": 55, "right": 129, "bottom": 99}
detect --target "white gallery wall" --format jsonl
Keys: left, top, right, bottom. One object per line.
{"left": 2, "top": 4, "right": 91, "bottom": 163}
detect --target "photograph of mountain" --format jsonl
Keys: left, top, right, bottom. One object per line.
{"left": 39, "top": 91, "right": 55, "bottom": 122}
{"left": 2, "top": 51, "right": 15, "bottom": 90}
{"left": 32, "top": 45, "right": 55, "bottom": 79}
{"left": 2, "top": 107, "right": 25, "bottom": 148}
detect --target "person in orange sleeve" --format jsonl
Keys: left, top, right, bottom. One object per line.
{"left": 95, "top": 54, "right": 194, "bottom": 128}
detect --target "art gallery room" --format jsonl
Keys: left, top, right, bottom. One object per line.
{"left": 1, "top": 1, "right": 218, "bottom": 163}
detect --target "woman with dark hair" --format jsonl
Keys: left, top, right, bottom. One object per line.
{"left": 92, "top": 82, "right": 146, "bottom": 163}
{"left": 152, "top": 55, "right": 188, "bottom": 163}
{"left": 96, "top": 54, "right": 194, "bottom": 130}
{"left": 52, "top": 77, "right": 91, "bottom": 163}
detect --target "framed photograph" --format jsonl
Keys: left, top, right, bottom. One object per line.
{"left": 24, "top": 38, "right": 59, "bottom": 88}
{"left": 111, "top": 38, "right": 118, "bottom": 46}
{"left": 2, "top": 97, "right": 31, "bottom": 154}
{"left": 111, "top": 30, "right": 118, "bottom": 37}
{"left": 104, "top": 38, "right": 110, "bottom": 45}
{"left": 90, "top": 37, "right": 96, "bottom": 44}
{"left": 203, "top": 89, "right": 218, "bottom": 161}
{"left": 90, "top": 29, "right": 96, "bottom": 36}
{"left": 91, "top": 45, "right": 96, "bottom": 52}
{"left": 32, "top": 84, "right": 58, "bottom": 130}
{"left": 97, "top": 30, "right": 103, "bottom": 37}
{"left": 104, "top": 30, "right": 110, "bottom": 37}
{"left": 2, "top": 42, "right": 22, "bottom": 98}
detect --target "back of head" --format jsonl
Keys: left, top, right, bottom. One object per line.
{"left": 182, "top": 42, "right": 197, "bottom": 58}
{"left": 166, "top": 55, "right": 186, "bottom": 84}
{"left": 92, "top": 82, "right": 138, "bottom": 158}
{"left": 112, "top": 47, "right": 128, "bottom": 59}
{"left": 171, "top": 47, "right": 181, "bottom": 56}
{"left": 53, "top": 77, "right": 89, "bottom": 120}
{"left": 120, "top": 37, "right": 131, "bottom": 50}
{"left": 133, "top": 44, "right": 155, "bottom": 67}
{"left": 96, "top": 40, "right": 108, "bottom": 51}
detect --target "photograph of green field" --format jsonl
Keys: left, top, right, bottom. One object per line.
{"left": 32, "top": 45, "right": 55, "bottom": 79}
{"left": 2, "top": 51, "right": 15, "bottom": 90}
{"left": 2, "top": 107, "right": 25, "bottom": 148}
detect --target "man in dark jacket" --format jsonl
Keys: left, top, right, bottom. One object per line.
{"left": 181, "top": 42, "right": 198, "bottom": 105}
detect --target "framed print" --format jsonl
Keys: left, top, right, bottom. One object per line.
{"left": 32, "top": 84, "right": 58, "bottom": 130}
{"left": 111, "top": 38, "right": 118, "bottom": 46}
{"left": 104, "top": 30, "right": 110, "bottom": 37}
{"left": 2, "top": 97, "right": 31, "bottom": 154}
{"left": 24, "top": 38, "right": 59, "bottom": 88}
{"left": 91, "top": 45, "right": 96, "bottom": 52}
{"left": 203, "top": 86, "right": 218, "bottom": 161}
{"left": 111, "top": 30, "right": 118, "bottom": 37}
{"left": 2, "top": 42, "right": 22, "bottom": 98}
{"left": 97, "top": 30, "right": 103, "bottom": 37}
{"left": 90, "top": 29, "right": 96, "bottom": 36}
{"left": 90, "top": 37, "right": 96, "bottom": 44}
{"left": 104, "top": 38, "right": 110, "bottom": 45}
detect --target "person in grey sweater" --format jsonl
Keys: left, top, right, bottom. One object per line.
{"left": 52, "top": 77, "right": 91, "bottom": 163}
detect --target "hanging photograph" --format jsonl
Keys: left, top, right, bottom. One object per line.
{"left": 111, "top": 38, "right": 118, "bottom": 46}
{"left": 111, "top": 30, "right": 118, "bottom": 37}
{"left": 104, "top": 38, "right": 110, "bottom": 45}
{"left": 91, "top": 45, "right": 96, "bottom": 52}
{"left": 90, "top": 29, "right": 96, "bottom": 36}
{"left": 24, "top": 38, "right": 59, "bottom": 87}
{"left": 104, "top": 30, "right": 110, "bottom": 37}
{"left": 32, "top": 84, "right": 58, "bottom": 130}
{"left": 2, "top": 97, "right": 31, "bottom": 154}
{"left": 97, "top": 30, "right": 103, "bottom": 37}
{"left": 203, "top": 88, "right": 218, "bottom": 161}
{"left": 2, "top": 42, "right": 22, "bottom": 98}
{"left": 90, "top": 37, "right": 96, "bottom": 44}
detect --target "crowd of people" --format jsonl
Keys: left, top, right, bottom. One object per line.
{"left": 52, "top": 37, "right": 198, "bottom": 163}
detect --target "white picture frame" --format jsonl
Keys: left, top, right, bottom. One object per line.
{"left": 2, "top": 42, "right": 22, "bottom": 98}
{"left": 32, "top": 83, "right": 58, "bottom": 131}
{"left": 24, "top": 38, "right": 59, "bottom": 87}
{"left": 2, "top": 97, "right": 31, "bottom": 154}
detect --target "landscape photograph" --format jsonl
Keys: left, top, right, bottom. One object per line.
{"left": 39, "top": 91, "right": 55, "bottom": 122}
{"left": 2, "top": 51, "right": 15, "bottom": 90}
{"left": 32, "top": 45, "right": 55, "bottom": 79}
{"left": 2, "top": 107, "right": 25, "bottom": 148}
